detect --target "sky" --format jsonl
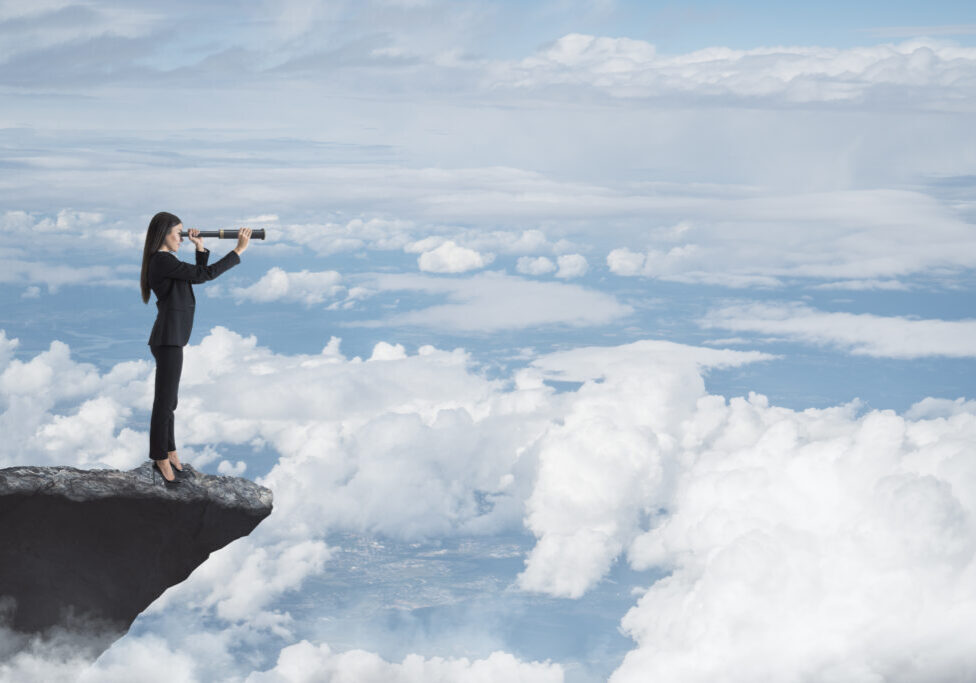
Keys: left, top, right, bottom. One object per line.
{"left": 1, "top": 0, "right": 976, "bottom": 680}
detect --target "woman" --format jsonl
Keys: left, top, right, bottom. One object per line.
{"left": 140, "top": 211, "right": 251, "bottom": 484}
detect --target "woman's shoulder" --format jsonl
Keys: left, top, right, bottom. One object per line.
{"left": 149, "top": 251, "right": 178, "bottom": 267}
{"left": 148, "top": 251, "right": 179, "bottom": 278}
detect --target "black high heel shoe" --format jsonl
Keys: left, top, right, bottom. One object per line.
{"left": 152, "top": 460, "right": 181, "bottom": 487}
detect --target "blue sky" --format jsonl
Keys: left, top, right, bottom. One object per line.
{"left": 2, "top": 1, "right": 976, "bottom": 681}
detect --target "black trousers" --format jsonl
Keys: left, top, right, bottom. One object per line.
{"left": 149, "top": 345, "right": 183, "bottom": 461}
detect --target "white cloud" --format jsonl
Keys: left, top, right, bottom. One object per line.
{"left": 609, "top": 399, "right": 976, "bottom": 682}
{"left": 368, "top": 341, "right": 407, "bottom": 361}
{"left": 246, "top": 641, "right": 563, "bottom": 683}
{"left": 519, "top": 341, "right": 775, "bottom": 598}
{"left": 359, "top": 271, "right": 632, "bottom": 332}
{"left": 603, "top": 189, "right": 976, "bottom": 287}
{"left": 417, "top": 240, "right": 491, "bottom": 273}
{"left": 606, "top": 247, "right": 645, "bottom": 276}
{"left": 0, "top": 258, "right": 131, "bottom": 293}
{"left": 489, "top": 33, "right": 976, "bottom": 106}
{"left": 865, "top": 24, "right": 976, "bottom": 38}
{"left": 512, "top": 340, "right": 976, "bottom": 680}
{"left": 0, "top": 336, "right": 148, "bottom": 469}
{"left": 516, "top": 256, "right": 556, "bottom": 276}
{"left": 275, "top": 217, "right": 416, "bottom": 256}
{"left": 554, "top": 254, "right": 588, "bottom": 279}
{"left": 905, "top": 396, "right": 976, "bottom": 420}
{"left": 407, "top": 229, "right": 560, "bottom": 260}
{"left": 0, "top": 326, "right": 558, "bottom": 675}
{"left": 171, "top": 539, "right": 332, "bottom": 623}
{"left": 701, "top": 302, "right": 976, "bottom": 358}
{"left": 811, "top": 279, "right": 910, "bottom": 291}
{"left": 4, "top": 326, "right": 976, "bottom": 680}
{"left": 217, "top": 459, "right": 247, "bottom": 476}
{"left": 7, "top": 180, "right": 974, "bottom": 299}
{"left": 230, "top": 267, "right": 345, "bottom": 305}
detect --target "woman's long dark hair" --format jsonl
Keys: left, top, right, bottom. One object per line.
{"left": 141, "top": 212, "right": 182, "bottom": 303}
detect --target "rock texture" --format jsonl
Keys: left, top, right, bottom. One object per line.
{"left": 0, "top": 463, "right": 272, "bottom": 659}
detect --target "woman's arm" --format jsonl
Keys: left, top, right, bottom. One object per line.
{"left": 151, "top": 250, "right": 240, "bottom": 284}
{"left": 151, "top": 228, "right": 251, "bottom": 284}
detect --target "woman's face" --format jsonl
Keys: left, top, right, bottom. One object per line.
{"left": 162, "top": 223, "right": 183, "bottom": 252}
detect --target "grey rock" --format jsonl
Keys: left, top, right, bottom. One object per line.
{"left": 0, "top": 462, "right": 272, "bottom": 660}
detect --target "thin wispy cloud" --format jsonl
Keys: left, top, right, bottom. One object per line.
{"left": 863, "top": 24, "right": 976, "bottom": 38}
{"left": 355, "top": 272, "right": 633, "bottom": 332}
{"left": 701, "top": 303, "right": 976, "bottom": 358}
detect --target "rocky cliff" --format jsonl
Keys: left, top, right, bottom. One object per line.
{"left": 0, "top": 463, "right": 272, "bottom": 659}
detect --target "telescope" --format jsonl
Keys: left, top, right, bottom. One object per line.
{"left": 180, "top": 229, "right": 266, "bottom": 240}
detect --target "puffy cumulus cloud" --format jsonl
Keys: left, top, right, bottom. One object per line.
{"left": 150, "top": 327, "right": 556, "bottom": 541}
{"left": 78, "top": 636, "right": 200, "bottom": 682}
{"left": 274, "top": 217, "right": 416, "bottom": 256}
{"left": 0, "top": 333, "right": 149, "bottom": 469}
{"left": 0, "top": 326, "right": 559, "bottom": 676}
{"left": 76, "top": 631, "right": 561, "bottom": 683}
{"left": 604, "top": 190, "right": 976, "bottom": 287}
{"left": 489, "top": 33, "right": 976, "bottom": 106}
{"left": 0, "top": 210, "right": 145, "bottom": 290}
{"left": 0, "top": 324, "right": 529, "bottom": 571}
{"left": 0, "top": 208, "right": 104, "bottom": 234}
{"left": 906, "top": 396, "right": 976, "bottom": 420}
{"left": 406, "top": 229, "right": 568, "bottom": 257}
{"left": 359, "top": 271, "right": 632, "bottom": 332}
{"left": 493, "top": 338, "right": 976, "bottom": 680}
{"left": 609, "top": 399, "right": 976, "bottom": 682}
{"left": 701, "top": 302, "right": 976, "bottom": 358}
{"left": 155, "top": 538, "right": 332, "bottom": 623}
{"left": 246, "top": 640, "right": 563, "bottom": 683}
{"left": 519, "top": 341, "right": 775, "bottom": 597}
{"left": 0, "top": 210, "right": 135, "bottom": 290}
{"left": 516, "top": 256, "right": 556, "bottom": 276}
{"left": 417, "top": 240, "right": 492, "bottom": 273}
{"left": 605, "top": 247, "right": 645, "bottom": 276}
{"left": 230, "top": 267, "right": 345, "bottom": 305}
{"left": 554, "top": 254, "right": 587, "bottom": 279}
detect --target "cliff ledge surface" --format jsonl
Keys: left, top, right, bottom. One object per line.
{"left": 0, "top": 463, "right": 272, "bottom": 659}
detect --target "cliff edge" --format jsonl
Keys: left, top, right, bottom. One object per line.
{"left": 0, "top": 463, "right": 272, "bottom": 659}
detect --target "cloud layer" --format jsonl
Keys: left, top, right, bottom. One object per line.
{"left": 2, "top": 327, "right": 976, "bottom": 680}
{"left": 490, "top": 34, "right": 976, "bottom": 106}
{"left": 701, "top": 302, "right": 976, "bottom": 358}
{"left": 605, "top": 189, "right": 976, "bottom": 288}
{"left": 358, "top": 272, "right": 633, "bottom": 332}
{"left": 246, "top": 642, "right": 562, "bottom": 683}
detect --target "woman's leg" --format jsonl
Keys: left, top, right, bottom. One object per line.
{"left": 149, "top": 345, "right": 184, "bottom": 461}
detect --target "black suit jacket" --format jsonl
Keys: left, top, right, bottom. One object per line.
{"left": 147, "top": 248, "right": 240, "bottom": 347}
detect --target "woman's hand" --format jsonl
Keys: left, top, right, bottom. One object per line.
{"left": 234, "top": 227, "right": 252, "bottom": 255}
{"left": 188, "top": 228, "right": 205, "bottom": 251}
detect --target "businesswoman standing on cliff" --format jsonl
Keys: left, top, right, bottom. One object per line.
{"left": 140, "top": 212, "right": 251, "bottom": 484}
